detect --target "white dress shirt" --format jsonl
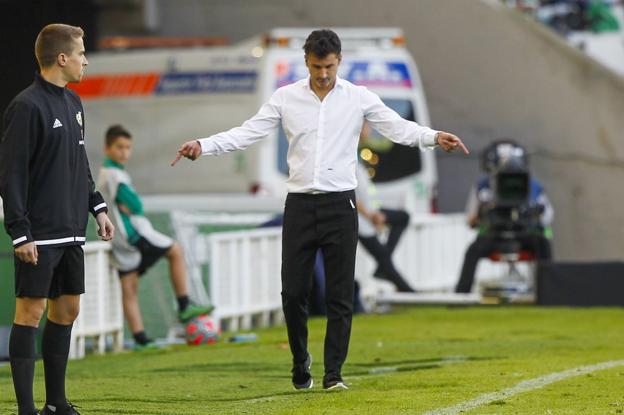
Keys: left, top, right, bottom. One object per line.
{"left": 199, "top": 76, "right": 439, "bottom": 193}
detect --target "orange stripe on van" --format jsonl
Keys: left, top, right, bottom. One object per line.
{"left": 70, "top": 73, "right": 161, "bottom": 99}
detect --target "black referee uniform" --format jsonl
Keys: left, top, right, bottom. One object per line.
{"left": 0, "top": 72, "right": 107, "bottom": 295}
{"left": 0, "top": 73, "right": 107, "bottom": 414}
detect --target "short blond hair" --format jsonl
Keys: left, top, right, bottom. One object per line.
{"left": 35, "top": 24, "right": 84, "bottom": 69}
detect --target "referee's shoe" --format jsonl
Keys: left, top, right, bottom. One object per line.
{"left": 41, "top": 401, "right": 80, "bottom": 414}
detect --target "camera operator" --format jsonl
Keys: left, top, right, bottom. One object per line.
{"left": 455, "top": 139, "right": 553, "bottom": 293}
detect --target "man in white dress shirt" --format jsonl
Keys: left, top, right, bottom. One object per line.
{"left": 172, "top": 29, "right": 468, "bottom": 391}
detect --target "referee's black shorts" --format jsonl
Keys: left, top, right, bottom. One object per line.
{"left": 14, "top": 245, "right": 85, "bottom": 298}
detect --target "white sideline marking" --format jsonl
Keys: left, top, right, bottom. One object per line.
{"left": 424, "top": 359, "right": 624, "bottom": 415}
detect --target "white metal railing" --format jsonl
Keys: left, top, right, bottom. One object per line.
{"left": 170, "top": 211, "right": 276, "bottom": 307}
{"left": 356, "top": 213, "right": 532, "bottom": 292}
{"left": 69, "top": 241, "right": 124, "bottom": 359}
{"left": 208, "top": 228, "right": 284, "bottom": 331}
{"left": 171, "top": 211, "right": 283, "bottom": 331}
{"left": 356, "top": 214, "right": 474, "bottom": 291}
{"left": 174, "top": 213, "right": 531, "bottom": 328}
{"left": 198, "top": 215, "right": 471, "bottom": 317}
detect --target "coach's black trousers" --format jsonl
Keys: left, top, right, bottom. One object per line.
{"left": 281, "top": 190, "right": 358, "bottom": 379}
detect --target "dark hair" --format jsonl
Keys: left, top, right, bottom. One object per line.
{"left": 35, "top": 24, "right": 84, "bottom": 69}
{"left": 303, "top": 29, "right": 341, "bottom": 58}
{"left": 105, "top": 124, "right": 132, "bottom": 147}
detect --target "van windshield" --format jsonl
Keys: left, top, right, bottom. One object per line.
{"left": 276, "top": 98, "right": 421, "bottom": 182}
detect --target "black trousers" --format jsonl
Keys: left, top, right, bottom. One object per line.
{"left": 358, "top": 236, "right": 414, "bottom": 292}
{"left": 281, "top": 190, "right": 358, "bottom": 379}
{"left": 358, "top": 208, "right": 414, "bottom": 292}
{"left": 379, "top": 208, "right": 410, "bottom": 255}
{"left": 455, "top": 234, "right": 552, "bottom": 293}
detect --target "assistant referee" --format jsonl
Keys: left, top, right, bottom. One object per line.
{"left": 0, "top": 24, "right": 114, "bottom": 415}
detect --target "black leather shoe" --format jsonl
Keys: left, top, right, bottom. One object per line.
{"left": 323, "top": 374, "right": 348, "bottom": 390}
{"left": 41, "top": 401, "right": 80, "bottom": 415}
{"left": 292, "top": 353, "right": 313, "bottom": 390}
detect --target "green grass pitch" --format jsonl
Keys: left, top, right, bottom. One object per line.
{"left": 1, "top": 306, "right": 623, "bottom": 414}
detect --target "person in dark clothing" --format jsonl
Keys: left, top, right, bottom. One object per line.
{"left": 455, "top": 140, "right": 553, "bottom": 293}
{"left": 355, "top": 162, "right": 415, "bottom": 292}
{"left": 173, "top": 29, "right": 468, "bottom": 391}
{"left": 0, "top": 24, "right": 114, "bottom": 415}
{"left": 355, "top": 121, "right": 415, "bottom": 292}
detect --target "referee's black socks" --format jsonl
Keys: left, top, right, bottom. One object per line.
{"left": 42, "top": 320, "right": 73, "bottom": 409}
{"left": 9, "top": 323, "right": 38, "bottom": 415}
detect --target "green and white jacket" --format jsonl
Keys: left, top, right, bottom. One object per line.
{"left": 97, "top": 158, "right": 171, "bottom": 271}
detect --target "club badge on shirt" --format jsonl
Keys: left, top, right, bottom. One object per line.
{"left": 76, "top": 111, "right": 82, "bottom": 127}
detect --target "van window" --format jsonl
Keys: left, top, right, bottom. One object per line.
{"left": 361, "top": 99, "right": 421, "bottom": 183}
{"left": 276, "top": 98, "right": 421, "bottom": 182}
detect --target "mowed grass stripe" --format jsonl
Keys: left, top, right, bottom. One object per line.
{"left": 0, "top": 306, "right": 622, "bottom": 414}
{"left": 425, "top": 359, "right": 624, "bottom": 415}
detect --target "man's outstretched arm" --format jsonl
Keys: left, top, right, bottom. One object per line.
{"left": 171, "top": 90, "right": 283, "bottom": 166}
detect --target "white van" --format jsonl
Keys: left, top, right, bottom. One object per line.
{"left": 74, "top": 28, "right": 437, "bottom": 214}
